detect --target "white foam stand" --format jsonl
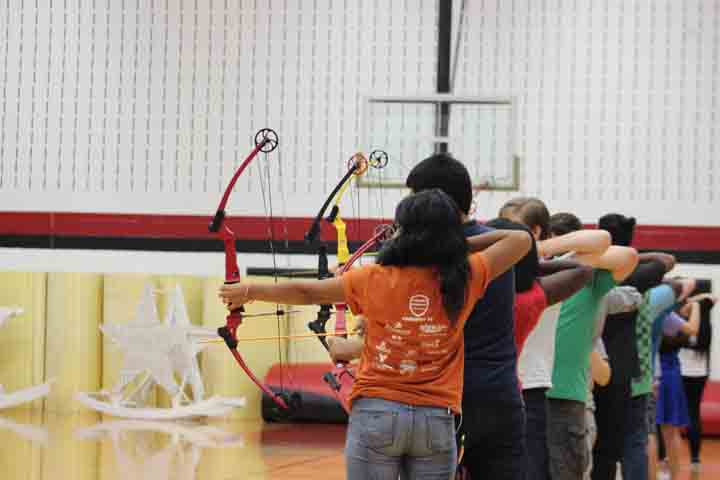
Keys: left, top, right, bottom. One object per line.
{"left": 0, "top": 382, "right": 53, "bottom": 410}
{"left": 75, "top": 392, "right": 246, "bottom": 420}
{"left": 0, "top": 416, "right": 49, "bottom": 445}
{"left": 0, "top": 307, "right": 24, "bottom": 328}
{"left": 76, "top": 419, "right": 245, "bottom": 448}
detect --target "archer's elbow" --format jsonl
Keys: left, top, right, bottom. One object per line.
{"left": 663, "top": 253, "right": 677, "bottom": 272}
{"left": 685, "top": 324, "right": 700, "bottom": 337}
{"left": 615, "top": 247, "right": 640, "bottom": 281}
{"left": 516, "top": 230, "right": 533, "bottom": 257}
{"left": 594, "top": 230, "right": 612, "bottom": 253}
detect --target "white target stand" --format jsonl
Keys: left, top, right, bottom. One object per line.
{"left": 76, "top": 284, "right": 245, "bottom": 420}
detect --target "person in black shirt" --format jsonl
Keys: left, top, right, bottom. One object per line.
{"left": 406, "top": 154, "right": 525, "bottom": 480}
{"left": 592, "top": 213, "right": 676, "bottom": 480}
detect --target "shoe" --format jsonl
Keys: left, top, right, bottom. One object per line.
{"left": 690, "top": 462, "right": 702, "bottom": 473}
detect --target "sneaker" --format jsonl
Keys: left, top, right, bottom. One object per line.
{"left": 690, "top": 462, "right": 702, "bottom": 473}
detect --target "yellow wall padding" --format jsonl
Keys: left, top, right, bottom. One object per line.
{"left": 196, "top": 421, "right": 259, "bottom": 478}
{"left": 45, "top": 273, "right": 103, "bottom": 413}
{"left": 100, "top": 274, "right": 157, "bottom": 407}
{"left": 0, "top": 272, "right": 46, "bottom": 408}
{"left": 201, "top": 276, "right": 293, "bottom": 419}
{"left": 154, "top": 274, "right": 205, "bottom": 408}
{"left": 42, "top": 413, "right": 100, "bottom": 480}
{"left": 97, "top": 426, "right": 167, "bottom": 480}
{"left": 0, "top": 408, "right": 44, "bottom": 480}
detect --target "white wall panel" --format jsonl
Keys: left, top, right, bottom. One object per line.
{"left": 0, "top": 0, "right": 437, "bottom": 217}
{"left": 0, "top": 1, "right": 718, "bottom": 226}
{"left": 456, "top": 0, "right": 719, "bottom": 225}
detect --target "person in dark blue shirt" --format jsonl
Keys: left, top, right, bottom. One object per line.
{"left": 406, "top": 153, "right": 525, "bottom": 480}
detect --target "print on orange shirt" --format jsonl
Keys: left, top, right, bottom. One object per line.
{"left": 341, "top": 253, "right": 490, "bottom": 413}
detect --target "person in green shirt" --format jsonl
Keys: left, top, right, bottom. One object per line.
{"left": 543, "top": 212, "right": 638, "bottom": 480}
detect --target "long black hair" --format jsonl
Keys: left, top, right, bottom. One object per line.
{"left": 377, "top": 189, "right": 470, "bottom": 325}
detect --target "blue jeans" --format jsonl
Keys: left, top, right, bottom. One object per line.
{"left": 621, "top": 394, "right": 649, "bottom": 480}
{"left": 345, "top": 397, "right": 457, "bottom": 480}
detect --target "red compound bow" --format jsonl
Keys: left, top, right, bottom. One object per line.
{"left": 208, "top": 128, "right": 295, "bottom": 413}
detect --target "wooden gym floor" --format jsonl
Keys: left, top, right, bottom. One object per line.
{"left": 0, "top": 408, "right": 718, "bottom": 479}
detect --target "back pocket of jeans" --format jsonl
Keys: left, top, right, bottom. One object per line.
{"left": 427, "top": 413, "right": 454, "bottom": 452}
{"left": 356, "top": 409, "right": 397, "bottom": 449}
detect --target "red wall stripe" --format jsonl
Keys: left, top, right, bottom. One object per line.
{"left": 0, "top": 212, "right": 386, "bottom": 242}
{"left": 1, "top": 212, "right": 719, "bottom": 251}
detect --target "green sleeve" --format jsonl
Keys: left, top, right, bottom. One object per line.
{"left": 593, "top": 269, "right": 617, "bottom": 299}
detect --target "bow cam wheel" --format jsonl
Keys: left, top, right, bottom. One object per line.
{"left": 368, "top": 150, "right": 389, "bottom": 169}
{"left": 347, "top": 152, "right": 369, "bottom": 176}
{"left": 254, "top": 128, "right": 279, "bottom": 153}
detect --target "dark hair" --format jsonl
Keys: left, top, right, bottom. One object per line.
{"left": 377, "top": 189, "right": 470, "bottom": 324}
{"left": 499, "top": 197, "right": 551, "bottom": 240}
{"left": 498, "top": 197, "right": 526, "bottom": 219}
{"left": 486, "top": 217, "right": 538, "bottom": 293}
{"left": 549, "top": 212, "right": 583, "bottom": 236}
{"left": 598, "top": 213, "right": 636, "bottom": 246}
{"left": 405, "top": 153, "right": 473, "bottom": 214}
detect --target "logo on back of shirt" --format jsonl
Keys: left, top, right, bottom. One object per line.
{"left": 404, "top": 294, "right": 431, "bottom": 322}
{"left": 409, "top": 294, "right": 430, "bottom": 317}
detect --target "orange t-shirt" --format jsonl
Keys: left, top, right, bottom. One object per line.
{"left": 341, "top": 252, "right": 490, "bottom": 413}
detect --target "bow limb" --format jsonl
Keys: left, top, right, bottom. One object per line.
{"left": 304, "top": 153, "right": 368, "bottom": 351}
{"left": 209, "top": 128, "right": 289, "bottom": 412}
{"left": 323, "top": 224, "right": 396, "bottom": 411}
{"left": 304, "top": 153, "right": 367, "bottom": 245}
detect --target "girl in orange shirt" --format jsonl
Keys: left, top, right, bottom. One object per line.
{"left": 219, "top": 189, "right": 530, "bottom": 480}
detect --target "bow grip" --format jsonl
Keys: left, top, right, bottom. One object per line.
{"left": 305, "top": 221, "right": 322, "bottom": 244}
{"left": 308, "top": 306, "right": 332, "bottom": 351}
{"left": 326, "top": 205, "right": 340, "bottom": 223}
{"left": 318, "top": 244, "right": 330, "bottom": 279}
{"left": 208, "top": 210, "right": 226, "bottom": 233}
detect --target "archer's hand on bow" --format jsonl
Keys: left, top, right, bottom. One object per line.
{"left": 218, "top": 282, "right": 252, "bottom": 312}
{"left": 327, "top": 315, "right": 366, "bottom": 363}
{"left": 328, "top": 336, "right": 363, "bottom": 363}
